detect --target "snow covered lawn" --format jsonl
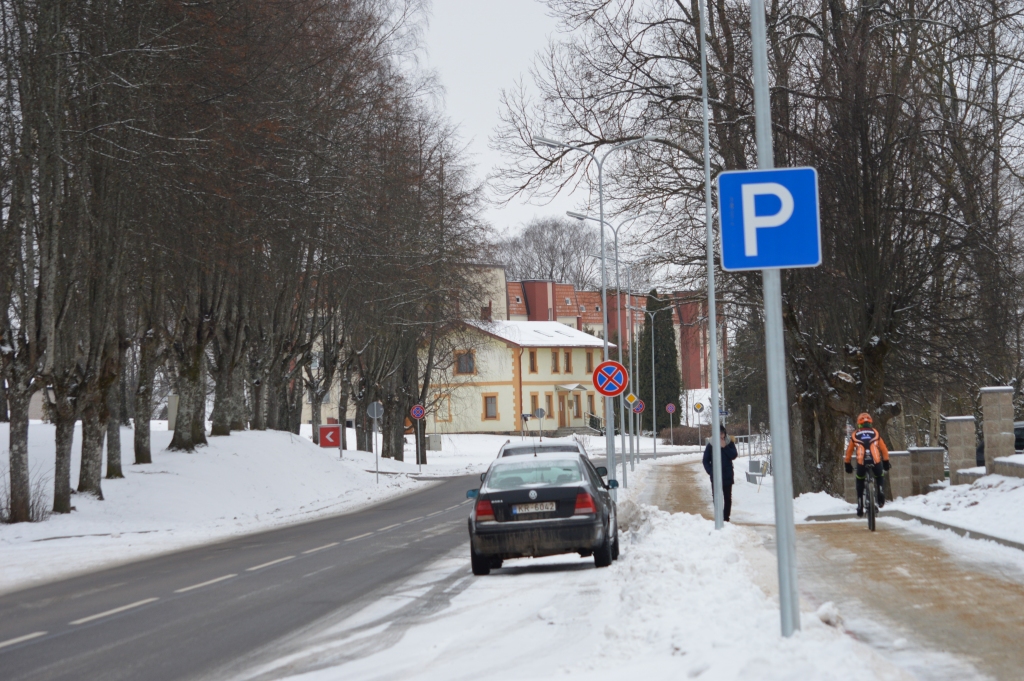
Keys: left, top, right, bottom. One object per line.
{"left": 888, "top": 474, "right": 1024, "bottom": 545}
{"left": 240, "top": 462, "right": 912, "bottom": 681}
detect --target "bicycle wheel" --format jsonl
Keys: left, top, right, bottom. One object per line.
{"left": 866, "top": 477, "right": 876, "bottom": 531}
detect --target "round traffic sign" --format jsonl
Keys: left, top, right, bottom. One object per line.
{"left": 633, "top": 400, "right": 645, "bottom": 414}
{"left": 367, "top": 401, "right": 384, "bottom": 419}
{"left": 410, "top": 404, "right": 425, "bottom": 420}
{"left": 534, "top": 408, "right": 546, "bottom": 419}
{"left": 666, "top": 403, "right": 676, "bottom": 414}
{"left": 593, "top": 360, "right": 628, "bottom": 397}
{"left": 694, "top": 402, "right": 704, "bottom": 413}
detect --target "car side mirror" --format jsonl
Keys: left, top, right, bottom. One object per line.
{"left": 466, "top": 489, "right": 479, "bottom": 499}
{"left": 479, "top": 472, "right": 486, "bottom": 482}
{"left": 595, "top": 466, "right": 607, "bottom": 477}
{"left": 608, "top": 479, "right": 619, "bottom": 489}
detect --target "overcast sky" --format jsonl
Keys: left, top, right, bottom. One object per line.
{"left": 422, "top": 0, "right": 581, "bottom": 236}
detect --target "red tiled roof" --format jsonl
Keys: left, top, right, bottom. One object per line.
{"left": 507, "top": 282, "right": 527, "bottom": 317}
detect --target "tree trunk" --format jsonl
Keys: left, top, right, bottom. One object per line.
{"left": 338, "top": 363, "right": 351, "bottom": 450}
{"left": 6, "top": 386, "right": 32, "bottom": 522}
{"left": 311, "top": 392, "right": 322, "bottom": 445}
{"left": 0, "top": 378, "right": 8, "bottom": 422}
{"left": 169, "top": 351, "right": 207, "bottom": 451}
{"left": 53, "top": 414, "right": 75, "bottom": 514}
{"left": 78, "top": 404, "right": 105, "bottom": 499}
{"left": 210, "top": 363, "right": 234, "bottom": 436}
{"left": 229, "top": 364, "right": 247, "bottom": 432}
{"left": 133, "top": 339, "right": 156, "bottom": 464}
{"left": 251, "top": 377, "right": 266, "bottom": 430}
{"left": 106, "top": 379, "right": 124, "bottom": 478}
{"left": 887, "top": 409, "right": 908, "bottom": 450}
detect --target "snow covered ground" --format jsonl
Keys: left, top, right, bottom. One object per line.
{"left": 237, "top": 460, "right": 914, "bottom": 681}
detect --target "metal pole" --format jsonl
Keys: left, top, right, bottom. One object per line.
{"left": 373, "top": 418, "right": 379, "bottom": 485}
{"left": 595, "top": 165, "right": 618, "bottom": 499}
{"left": 613, "top": 242, "right": 628, "bottom": 486}
{"left": 627, "top": 269, "right": 636, "bottom": 469}
{"left": 751, "top": 0, "right": 800, "bottom": 637}
{"left": 650, "top": 311, "right": 657, "bottom": 460}
{"left": 748, "top": 404, "right": 752, "bottom": 458}
{"left": 698, "top": 0, "right": 725, "bottom": 532}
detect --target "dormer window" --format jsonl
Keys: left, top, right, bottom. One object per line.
{"left": 564, "top": 297, "right": 571, "bottom": 305}
{"left": 580, "top": 305, "right": 586, "bottom": 312}
{"left": 595, "top": 305, "right": 601, "bottom": 312}
{"left": 515, "top": 296, "right": 522, "bottom": 303}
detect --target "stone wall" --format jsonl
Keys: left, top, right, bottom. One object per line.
{"left": 888, "top": 450, "right": 911, "bottom": 500}
{"left": 945, "top": 416, "right": 976, "bottom": 483}
{"left": 909, "top": 446, "right": 945, "bottom": 495}
{"left": 981, "top": 386, "right": 1015, "bottom": 473}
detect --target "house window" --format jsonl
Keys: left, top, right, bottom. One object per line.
{"left": 515, "top": 296, "right": 522, "bottom": 303}
{"left": 595, "top": 305, "right": 601, "bottom": 312}
{"left": 530, "top": 393, "right": 539, "bottom": 416}
{"left": 587, "top": 393, "right": 595, "bottom": 415}
{"left": 564, "top": 350, "right": 572, "bottom": 373}
{"left": 551, "top": 350, "right": 559, "bottom": 373}
{"left": 580, "top": 305, "right": 586, "bottom": 313}
{"left": 528, "top": 350, "right": 538, "bottom": 373}
{"left": 574, "top": 394, "right": 582, "bottom": 418}
{"left": 564, "top": 297, "right": 571, "bottom": 305}
{"left": 545, "top": 394, "right": 553, "bottom": 418}
{"left": 586, "top": 351, "right": 593, "bottom": 373}
{"left": 455, "top": 351, "right": 476, "bottom": 375}
{"left": 435, "top": 395, "right": 452, "bottom": 422}
{"left": 483, "top": 394, "right": 498, "bottom": 420}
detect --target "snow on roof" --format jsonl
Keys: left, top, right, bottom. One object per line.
{"left": 466, "top": 320, "right": 610, "bottom": 348}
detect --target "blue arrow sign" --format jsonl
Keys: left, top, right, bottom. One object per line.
{"left": 718, "top": 167, "right": 821, "bottom": 271}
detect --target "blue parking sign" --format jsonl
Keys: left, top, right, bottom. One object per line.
{"left": 718, "top": 167, "right": 821, "bottom": 271}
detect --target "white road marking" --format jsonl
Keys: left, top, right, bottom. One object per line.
{"left": 345, "top": 532, "right": 373, "bottom": 542}
{"left": 427, "top": 510, "right": 444, "bottom": 517}
{"left": 0, "top": 631, "right": 46, "bottom": 649}
{"left": 302, "top": 542, "right": 339, "bottom": 555}
{"left": 174, "top": 574, "right": 237, "bottom": 593}
{"left": 377, "top": 523, "right": 401, "bottom": 532}
{"left": 245, "top": 556, "right": 295, "bottom": 572}
{"left": 70, "top": 598, "right": 159, "bottom": 625}
{"left": 445, "top": 505, "right": 461, "bottom": 511}
{"left": 405, "top": 516, "right": 424, "bottom": 523}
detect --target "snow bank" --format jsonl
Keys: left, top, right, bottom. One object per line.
{"left": 889, "top": 474, "right": 1024, "bottom": 545}
{"left": 249, "top": 460, "right": 910, "bottom": 681}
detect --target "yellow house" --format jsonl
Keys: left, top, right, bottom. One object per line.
{"left": 428, "top": 320, "right": 611, "bottom": 435}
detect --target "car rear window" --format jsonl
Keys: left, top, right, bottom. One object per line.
{"left": 501, "top": 445, "right": 579, "bottom": 456}
{"left": 486, "top": 460, "right": 582, "bottom": 490}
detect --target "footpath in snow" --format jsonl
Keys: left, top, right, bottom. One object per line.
{"left": 0, "top": 424, "right": 534, "bottom": 594}
{"left": 237, "top": 460, "right": 914, "bottom": 681}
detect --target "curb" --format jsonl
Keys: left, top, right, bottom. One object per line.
{"left": 804, "top": 510, "right": 1024, "bottom": 552}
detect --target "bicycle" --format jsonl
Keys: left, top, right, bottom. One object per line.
{"left": 861, "top": 471, "right": 886, "bottom": 531}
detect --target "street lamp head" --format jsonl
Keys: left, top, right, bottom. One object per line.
{"left": 532, "top": 136, "right": 562, "bottom": 149}
{"left": 566, "top": 210, "right": 588, "bottom": 221}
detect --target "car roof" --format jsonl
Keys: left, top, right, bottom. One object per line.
{"left": 499, "top": 441, "right": 582, "bottom": 456}
{"left": 490, "top": 451, "right": 586, "bottom": 465}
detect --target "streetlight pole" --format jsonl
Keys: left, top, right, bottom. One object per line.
{"left": 569, "top": 210, "right": 654, "bottom": 479}
{"left": 534, "top": 136, "right": 652, "bottom": 495}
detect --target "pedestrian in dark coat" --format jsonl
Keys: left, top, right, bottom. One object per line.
{"left": 703, "top": 425, "right": 739, "bottom": 521}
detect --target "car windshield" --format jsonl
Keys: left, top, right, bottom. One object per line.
{"left": 502, "top": 444, "right": 578, "bottom": 456}
{"left": 486, "top": 459, "right": 582, "bottom": 490}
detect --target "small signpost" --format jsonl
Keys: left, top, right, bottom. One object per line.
{"left": 694, "top": 402, "right": 704, "bottom": 412}
{"left": 368, "top": 401, "right": 384, "bottom": 484}
{"left": 319, "top": 424, "right": 341, "bottom": 458}
{"left": 534, "top": 407, "right": 546, "bottom": 440}
{"left": 410, "top": 404, "right": 425, "bottom": 471}
{"left": 593, "top": 360, "right": 628, "bottom": 397}
{"left": 694, "top": 402, "right": 704, "bottom": 445}
{"left": 666, "top": 403, "right": 676, "bottom": 446}
{"left": 632, "top": 400, "right": 645, "bottom": 414}
{"left": 625, "top": 392, "right": 638, "bottom": 405}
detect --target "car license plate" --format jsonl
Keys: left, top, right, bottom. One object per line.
{"left": 512, "top": 501, "right": 556, "bottom": 515}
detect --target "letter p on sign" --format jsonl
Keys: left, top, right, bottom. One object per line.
{"left": 718, "top": 167, "right": 820, "bottom": 271}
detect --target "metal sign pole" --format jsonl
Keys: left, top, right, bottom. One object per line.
{"left": 373, "top": 418, "right": 378, "bottom": 485}
{"left": 750, "top": 0, "right": 800, "bottom": 637}
{"left": 697, "top": 0, "right": 725, "bottom": 531}
{"left": 650, "top": 313, "right": 657, "bottom": 460}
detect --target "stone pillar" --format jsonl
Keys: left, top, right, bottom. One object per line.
{"left": 887, "top": 450, "right": 911, "bottom": 499}
{"left": 945, "top": 416, "right": 977, "bottom": 484}
{"left": 981, "top": 386, "right": 1015, "bottom": 473}
{"left": 909, "top": 446, "right": 945, "bottom": 495}
{"left": 843, "top": 469, "right": 858, "bottom": 504}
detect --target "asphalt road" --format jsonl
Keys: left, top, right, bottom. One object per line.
{"left": 0, "top": 474, "right": 477, "bottom": 681}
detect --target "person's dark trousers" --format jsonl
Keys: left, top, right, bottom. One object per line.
{"left": 711, "top": 482, "right": 733, "bottom": 522}
{"left": 855, "top": 462, "right": 884, "bottom": 504}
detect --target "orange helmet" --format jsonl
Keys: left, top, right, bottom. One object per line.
{"left": 857, "top": 412, "right": 873, "bottom": 426}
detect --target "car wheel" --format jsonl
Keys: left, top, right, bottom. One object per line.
{"left": 489, "top": 556, "right": 503, "bottom": 569}
{"left": 611, "top": 532, "right": 620, "bottom": 561}
{"left": 594, "top": 532, "right": 613, "bottom": 568}
{"left": 471, "top": 550, "right": 491, "bottom": 576}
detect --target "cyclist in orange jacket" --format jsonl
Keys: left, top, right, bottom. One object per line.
{"left": 844, "top": 412, "right": 890, "bottom": 517}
